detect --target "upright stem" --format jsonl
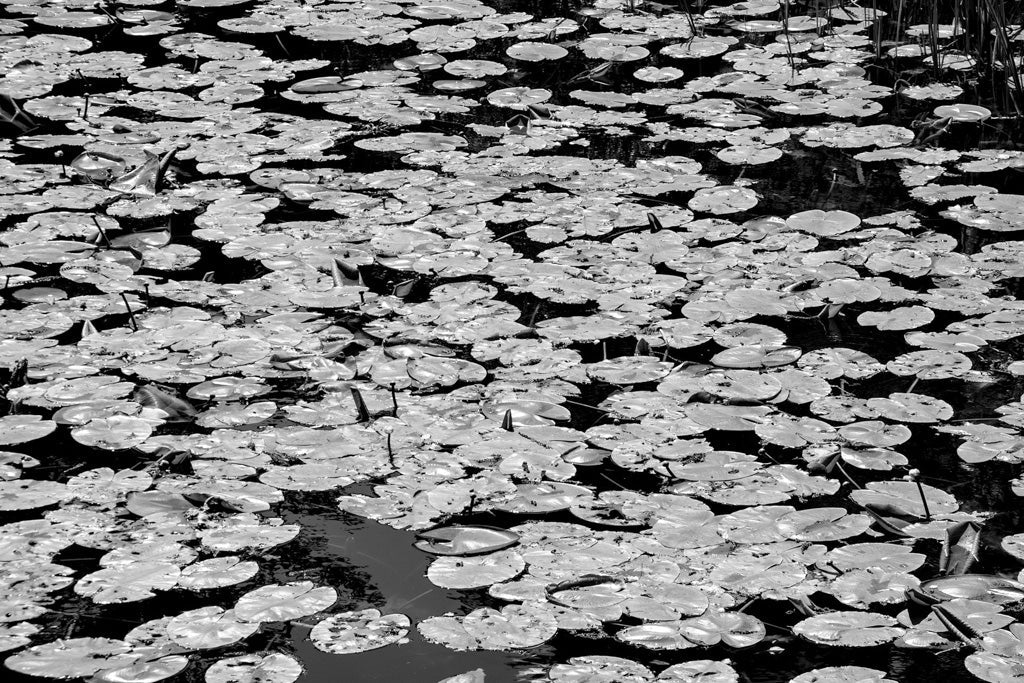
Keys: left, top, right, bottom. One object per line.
{"left": 91, "top": 216, "right": 111, "bottom": 247}
{"left": 119, "top": 293, "right": 138, "bottom": 331}
{"left": 916, "top": 479, "right": 932, "bottom": 520}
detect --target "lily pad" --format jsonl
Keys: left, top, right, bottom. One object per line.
{"left": 793, "top": 612, "right": 904, "bottom": 647}
{"left": 415, "top": 526, "right": 520, "bottom": 556}
{"left": 310, "top": 609, "right": 411, "bottom": 654}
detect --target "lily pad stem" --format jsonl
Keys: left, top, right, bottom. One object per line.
{"left": 835, "top": 461, "right": 862, "bottom": 489}
{"left": 119, "top": 293, "right": 138, "bottom": 331}
{"left": 908, "top": 468, "right": 931, "bottom": 519}
{"left": 91, "top": 216, "right": 111, "bottom": 247}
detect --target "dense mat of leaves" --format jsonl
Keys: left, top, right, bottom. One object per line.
{"left": 1, "top": 0, "right": 1024, "bottom": 680}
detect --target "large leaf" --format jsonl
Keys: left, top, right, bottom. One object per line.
{"left": 5, "top": 638, "right": 138, "bottom": 679}
{"left": 793, "top": 612, "right": 904, "bottom": 646}
{"left": 310, "top": 609, "right": 410, "bottom": 654}
{"left": 204, "top": 654, "right": 301, "bottom": 683}
{"left": 233, "top": 582, "right": 337, "bottom": 622}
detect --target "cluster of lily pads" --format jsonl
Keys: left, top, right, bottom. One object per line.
{"left": 2, "top": 0, "right": 1024, "bottom": 681}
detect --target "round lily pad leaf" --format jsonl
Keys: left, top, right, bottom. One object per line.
{"left": 178, "top": 557, "right": 259, "bottom": 591}
{"left": 123, "top": 617, "right": 178, "bottom": 650}
{"left": 688, "top": 186, "right": 759, "bottom": 214}
{"left": 483, "top": 401, "right": 571, "bottom": 426}
{"left": 966, "top": 652, "right": 1024, "bottom": 683}
{"left": 427, "top": 549, "right": 525, "bottom": 589}
{"left": 195, "top": 401, "right": 276, "bottom": 428}
{"left": 658, "top": 660, "right": 738, "bottom": 682}
{"left": 680, "top": 611, "right": 765, "bottom": 648}
{"left": 776, "top": 507, "right": 872, "bottom": 542}
{"left": 67, "top": 468, "right": 152, "bottom": 504}
{"left": 506, "top": 42, "right": 568, "bottom": 61}
{"left": 857, "top": 306, "right": 935, "bottom": 331}
{"left": 786, "top": 210, "right": 861, "bottom": 236}
{"left": 823, "top": 543, "right": 926, "bottom": 573}
{"left": 419, "top": 603, "right": 556, "bottom": 651}
{"left": 205, "top": 654, "right": 301, "bottom": 683}
{"left": 92, "top": 653, "right": 190, "bottom": 683}
{"left": 71, "top": 416, "right": 153, "bottom": 450}
{"left": 496, "top": 482, "right": 593, "bottom": 513}
{"left": 0, "top": 623, "right": 39, "bottom": 654}
{"left": 75, "top": 562, "right": 180, "bottom": 604}
{"left": 710, "top": 345, "right": 801, "bottom": 369}
{"left": 934, "top": 103, "right": 991, "bottom": 122}
{"left": 0, "top": 479, "right": 69, "bottom": 511}
{"left": 547, "top": 575, "right": 626, "bottom": 612}
{"left": 414, "top": 526, "right": 520, "bottom": 556}
{"left": 713, "top": 322, "right": 786, "bottom": 348}
{"left": 310, "top": 609, "right": 410, "bottom": 654}
{"left": 167, "top": 607, "right": 259, "bottom": 649}
{"left": 0, "top": 415, "right": 56, "bottom": 445}
{"left": 850, "top": 481, "right": 958, "bottom": 518}
{"left": 838, "top": 446, "right": 908, "bottom": 471}
{"left": 616, "top": 622, "right": 696, "bottom": 650}
{"left": 126, "top": 491, "right": 194, "bottom": 517}
{"left": 198, "top": 516, "right": 299, "bottom": 552}
{"left": 234, "top": 581, "right": 337, "bottom": 622}
{"left": 417, "top": 615, "right": 479, "bottom": 652}
{"left": 716, "top": 145, "right": 782, "bottom": 165}
{"left": 912, "top": 598, "right": 1014, "bottom": 635}
{"left": 5, "top": 638, "right": 137, "bottom": 679}
{"left": 838, "top": 421, "right": 912, "bottom": 448}
{"left": 290, "top": 76, "right": 360, "bottom": 94}
{"left": 793, "top": 611, "right": 904, "bottom": 646}
{"left": 547, "top": 655, "right": 653, "bottom": 682}
{"left": 790, "top": 667, "right": 895, "bottom": 683}
{"left": 587, "top": 356, "right": 673, "bottom": 384}
{"left": 698, "top": 370, "right": 781, "bottom": 401}
{"left": 437, "top": 669, "right": 486, "bottom": 683}
{"left": 464, "top": 603, "right": 558, "bottom": 650}
{"left": 569, "top": 492, "right": 653, "bottom": 527}
{"left": 186, "top": 377, "right": 269, "bottom": 401}
{"left": 918, "top": 574, "right": 1024, "bottom": 605}
{"left": 829, "top": 568, "right": 919, "bottom": 609}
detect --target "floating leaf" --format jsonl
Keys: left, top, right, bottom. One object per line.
{"left": 92, "top": 653, "right": 189, "bottom": 683}
{"left": 166, "top": 607, "right": 259, "bottom": 650}
{"left": 419, "top": 604, "right": 557, "bottom": 651}
{"left": 75, "top": 562, "right": 180, "bottom": 604}
{"left": 310, "top": 609, "right": 410, "bottom": 654}
{"left": 790, "top": 668, "right": 895, "bottom": 683}
{"left": 71, "top": 416, "right": 153, "bottom": 450}
{"left": 414, "top": 526, "right": 520, "bottom": 556}
{"left": 204, "top": 653, "right": 301, "bottom": 683}
{"left": 427, "top": 549, "right": 525, "bottom": 589}
{"left": 965, "top": 652, "right": 1024, "bottom": 683}
{"left": 547, "top": 656, "right": 652, "bottom": 682}
{"left": 178, "top": 557, "right": 259, "bottom": 591}
{"left": 0, "top": 479, "right": 68, "bottom": 511}
{"left": 234, "top": 582, "right": 337, "bottom": 622}
{"left": 793, "top": 612, "right": 904, "bottom": 647}
{"left": 5, "top": 638, "right": 138, "bottom": 679}
{"left": 0, "top": 415, "right": 57, "bottom": 445}
{"left": 918, "top": 575, "right": 1024, "bottom": 605}
{"left": 851, "top": 481, "right": 958, "bottom": 518}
